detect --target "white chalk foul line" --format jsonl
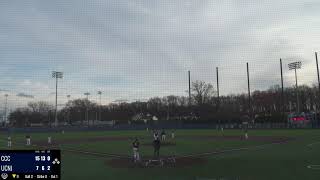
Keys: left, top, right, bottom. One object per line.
{"left": 306, "top": 140, "right": 320, "bottom": 170}
{"left": 176, "top": 141, "right": 288, "bottom": 159}
{"left": 73, "top": 141, "right": 282, "bottom": 162}
{"left": 307, "top": 165, "right": 320, "bottom": 170}
{"left": 307, "top": 141, "right": 320, "bottom": 147}
{"left": 61, "top": 147, "right": 131, "bottom": 159}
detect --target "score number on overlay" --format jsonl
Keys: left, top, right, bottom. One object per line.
{"left": 0, "top": 150, "right": 61, "bottom": 179}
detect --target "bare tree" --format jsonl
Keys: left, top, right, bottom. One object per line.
{"left": 28, "top": 101, "right": 54, "bottom": 114}
{"left": 191, "top": 80, "right": 216, "bottom": 105}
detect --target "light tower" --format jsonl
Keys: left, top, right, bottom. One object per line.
{"left": 288, "top": 61, "right": 302, "bottom": 113}
{"left": 52, "top": 71, "right": 63, "bottom": 127}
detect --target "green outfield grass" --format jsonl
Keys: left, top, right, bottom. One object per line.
{"left": 1, "top": 129, "right": 320, "bottom": 180}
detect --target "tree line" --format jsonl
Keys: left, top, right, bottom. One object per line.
{"left": 8, "top": 81, "right": 320, "bottom": 127}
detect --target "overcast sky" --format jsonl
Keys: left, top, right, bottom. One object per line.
{"left": 1, "top": 0, "right": 320, "bottom": 110}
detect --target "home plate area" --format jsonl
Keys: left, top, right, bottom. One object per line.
{"left": 107, "top": 156, "right": 207, "bottom": 168}
{"left": 144, "top": 157, "right": 176, "bottom": 167}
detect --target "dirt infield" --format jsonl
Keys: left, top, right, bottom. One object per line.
{"left": 142, "top": 142, "right": 176, "bottom": 147}
{"left": 106, "top": 157, "right": 207, "bottom": 168}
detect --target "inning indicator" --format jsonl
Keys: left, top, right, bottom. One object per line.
{"left": 0, "top": 150, "right": 60, "bottom": 179}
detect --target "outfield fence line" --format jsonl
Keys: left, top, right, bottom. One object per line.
{"left": 1, "top": 122, "right": 320, "bottom": 134}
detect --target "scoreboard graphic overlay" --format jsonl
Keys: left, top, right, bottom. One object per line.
{"left": 0, "top": 150, "right": 61, "bottom": 179}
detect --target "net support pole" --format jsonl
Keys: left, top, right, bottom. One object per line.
{"left": 280, "top": 58, "right": 284, "bottom": 123}
{"left": 247, "top": 62, "right": 251, "bottom": 119}
{"left": 188, "top": 70, "right": 191, "bottom": 105}
{"left": 216, "top": 67, "right": 220, "bottom": 109}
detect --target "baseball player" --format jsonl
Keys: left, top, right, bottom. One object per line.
{"left": 153, "top": 130, "right": 159, "bottom": 140}
{"left": 26, "top": 134, "right": 31, "bottom": 146}
{"left": 171, "top": 130, "right": 175, "bottom": 139}
{"left": 7, "top": 136, "right": 12, "bottom": 148}
{"left": 153, "top": 138, "right": 161, "bottom": 159}
{"left": 161, "top": 129, "right": 166, "bottom": 141}
{"left": 244, "top": 127, "right": 249, "bottom": 139}
{"left": 132, "top": 138, "right": 140, "bottom": 162}
{"left": 243, "top": 114, "right": 250, "bottom": 140}
{"left": 48, "top": 136, "right": 52, "bottom": 144}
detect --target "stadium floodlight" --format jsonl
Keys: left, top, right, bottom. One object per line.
{"left": 52, "top": 71, "right": 63, "bottom": 127}
{"left": 98, "top": 91, "right": 102, "bottom": 103}
{"left": 288, "top": 61, "right": 302, "bottom": 113}
{"left": 84, "top": 92, "right": 90, "bottom": 99}
{"left": 288, "top": 61, "right": 302, "bottom": 70}
{"left": 66, "top": 94, "right": 71, "bottom": 104}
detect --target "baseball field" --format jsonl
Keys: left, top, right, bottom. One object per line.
{"left": 2, "top": 129, "right": 320, "bottom": 180}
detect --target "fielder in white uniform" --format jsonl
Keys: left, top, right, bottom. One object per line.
{"left": 7, "top": 136, "right": 12, "bottom": 148}
{"left": 171, "top": 130, "right": 175, "bottom": 139}
{"left": 26, "top": 135, "right": 31, "bottom": 146}
{"left": 48, "top": 136, "right": 52, "bottom": 144}
{"left": 161, "top": 129, "right": 166, "bottom": 141}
